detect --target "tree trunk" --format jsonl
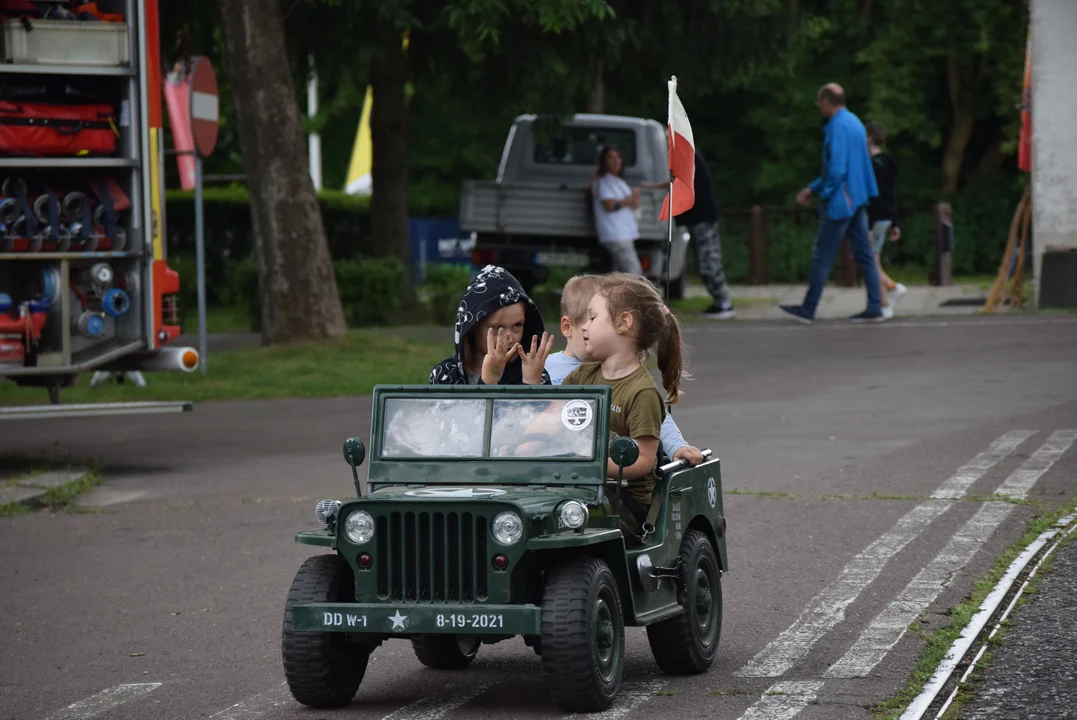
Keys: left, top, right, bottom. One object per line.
{"left": 941, "top": 54, "right": 976, "bottom": 196}
{"left": 369, "top": 40, "right": 415, "bottom": 303}
{"left": 216, "top": 0, "right": 347, "bottom": 344}
{"left": 586, "top": 59, "right": 605, "bottom": 114}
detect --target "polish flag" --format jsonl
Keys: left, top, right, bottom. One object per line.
{"left": 660, "top": 76, "right": 696, "bottom": 220}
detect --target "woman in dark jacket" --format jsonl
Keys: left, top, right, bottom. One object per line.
{"left": 866, "top": 122, "right": 906, "bottom": 318}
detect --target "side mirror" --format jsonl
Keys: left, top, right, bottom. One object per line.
{"left": 343, "top": 437, "right": 366, "bottom": 497}
{"left": 609, "top": 436, "right": 639, "bottom": 469}
{"left": 343, "top": 437, "right": 366, "bottom": 468}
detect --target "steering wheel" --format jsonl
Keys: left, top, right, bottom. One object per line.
{"left": 505, "top": 433, "right": 556, "bottom": 456}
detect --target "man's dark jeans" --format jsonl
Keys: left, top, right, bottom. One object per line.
{"left": 801, "top": 204, "right": 881, "bottom": 317}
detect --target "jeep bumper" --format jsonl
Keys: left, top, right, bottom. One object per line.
{"left": 291, "top": 603, "right": 540, "bottom": 635}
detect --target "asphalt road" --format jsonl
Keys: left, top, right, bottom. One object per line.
{"left": 2, "top": 314, "right": 1077, "bottom": 720}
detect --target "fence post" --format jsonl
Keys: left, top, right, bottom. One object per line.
{"left": 931, "top": 202, "right": 953, "bottom": 286}
{"left": 747, "top": 205, "right": 769, "bottom": 284}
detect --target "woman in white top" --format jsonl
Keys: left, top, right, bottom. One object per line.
{"left": 592, "top": 145, "right": 645, "bottom": 275}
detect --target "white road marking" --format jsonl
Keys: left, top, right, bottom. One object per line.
{"left": 208, "top": 682, "right": 291, "bottom": 719}
{"left": 993, "top": 429, "right": 1077, "bottom": 499}
{"left": 825, "top": 501, "right": 1014, "bottom": 678}
{"left": 827, "top": 431, "right": 1074, "bottom": 679}
{"left": 736, "top": 431, "right": 1030, "bottom": 678}
{"left": 737, "top": 680, "right": 824, "bottom": 720}
{"left": 932, "top": 430, "right": 1035, "bottom": 498}
{"left": 44, "top": 683, "right": 161, "bottom": 720}
{"left": 380, "top": 682, "right": 494, "bottom": 720}
{"left": 559, "top": 681, "right": 667, "bottom": 720}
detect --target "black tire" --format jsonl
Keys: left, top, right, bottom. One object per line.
{"left": 646, "top": 529, "right": 722, "bottom": 674}
{"left": 282, "top": 555, "right": 369, "bottom": 708}
{"left": 540, "top": 556, "right": 625, "bottom": 712}
{"left": 411, "top": 634, "right": 481, "bottom": 669}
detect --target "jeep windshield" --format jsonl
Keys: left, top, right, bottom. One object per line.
{"left": 380, "top": 397, "right": 599, "bottom": 460}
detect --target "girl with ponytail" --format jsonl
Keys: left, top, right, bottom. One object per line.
{"left": 560, "top": 272, "right": 688, "bottom": 532}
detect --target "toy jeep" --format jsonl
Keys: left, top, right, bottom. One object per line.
{"left": 282, "top": 384, "right": 729, "bottom": 712}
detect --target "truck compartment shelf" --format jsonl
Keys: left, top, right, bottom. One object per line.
{"left": 0, "top": 158, "right": 137, "bottom": 168}
{"left": 0, "top": 63, "right": 134, "bottom": 76}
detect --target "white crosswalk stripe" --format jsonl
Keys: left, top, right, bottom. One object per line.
{"left": 736, "top": 430, "right": 1032, "bottom": 678}
{"left": 737, "top": 429, "right": 1074, "bottom": 719}
{"left": 43, "top": 684, "right": 161, "bottom": 720}
{"left": 208, "top": 682, "right": 292, "bottom": 719}
{"left": 737, "top": 680, "right": 824, "bottom": 720}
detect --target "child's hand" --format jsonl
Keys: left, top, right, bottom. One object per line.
{"left": 481, "top": 327, "right": 519, "bottom": 384}
{"left": 520, "top": 331, "right": 555, "bottom": 385}
{"left": 673, "top": 445, "right": 706, "bottom": 466}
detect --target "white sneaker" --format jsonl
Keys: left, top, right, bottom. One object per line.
{"left": 881, "top": 304, "right": 894, "bottom": 320}
{"left": 889, "top": 283, "right": 907, "bottom": 304}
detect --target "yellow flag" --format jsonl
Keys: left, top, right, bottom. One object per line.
{"left": 344, "top": 85, "right": 373, "bottom": 196}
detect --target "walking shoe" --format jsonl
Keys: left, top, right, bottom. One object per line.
{"left": 848, "top": 309, "right": 888, "bottom": 323}
{"left": 702, "top": 303, "right": 736, "bottom": 319}
{"left": 889, "top": 283, "right": 907, "bottom": 304}
{"left": 881, "top": 304, "right": 894, "bottom": 320}
{"left": 779, "top": 304, "right": 813, "bottom": 324}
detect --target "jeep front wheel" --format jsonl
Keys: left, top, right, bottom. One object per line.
{"left": 282, "top": 555, "right": 369, "bottom": 708}
{"left": 411, "top": 634, "right": 480, "bottom": 669}
{"left": 646, "top": 529, "right": 722, "bottom": 674}
{"left": 540, "top": 556, "right": 625, "bottom": 711}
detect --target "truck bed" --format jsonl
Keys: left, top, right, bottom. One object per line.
{"left": 459, "top": 181, "right": 670, "bottom": 241}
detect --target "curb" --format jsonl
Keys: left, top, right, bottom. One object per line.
{"left": 900, "top": 511, "right": 1077, "bottom": 720}
{"left": 0, "top": 467, "right": 92, "bottom": 510}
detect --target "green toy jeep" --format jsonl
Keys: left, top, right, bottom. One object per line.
{"left": 282, "top": 384, "right": 728, "bottom": 712}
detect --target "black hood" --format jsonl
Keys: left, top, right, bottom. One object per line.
{"left": 428, "top": 265, "right": 550, "bottom": 385}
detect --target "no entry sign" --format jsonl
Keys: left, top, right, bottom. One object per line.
{"left": 189, "top": 56, "right": 219, "bottom": 157}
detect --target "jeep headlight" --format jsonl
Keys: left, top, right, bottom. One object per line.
{"left": 492, "top": 511, "right": 523, "bottom": 546}
{"left": 558, "top": 500, "right": 588, "bottom": 530}
{"left": 344, "top": 510, "right": 375, "bottom": 544}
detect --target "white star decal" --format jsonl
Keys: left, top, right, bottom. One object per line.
{"left": 707, "top": 477, "right": 717, "bottom": 507}
{"left": 389, "top": 610, "right": 408, "bottom": 631}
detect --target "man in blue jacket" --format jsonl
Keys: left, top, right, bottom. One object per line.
{"left": 780, "top": 83, "right": 886, "bottom": 323}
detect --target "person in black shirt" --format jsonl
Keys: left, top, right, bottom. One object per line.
{"left": 678, "top": 150, "right": 734, "bottom": 318}
{"left": 866, "top": 122, "right": 906, "bottom": 317}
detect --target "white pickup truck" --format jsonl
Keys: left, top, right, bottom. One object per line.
{"left": 458, "top": 113, "right": 690, "bottom": 296}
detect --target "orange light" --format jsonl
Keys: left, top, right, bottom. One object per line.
{"left": 640, "top": 254, "right": 652, "bottom": 271}
{"left": 181, "top": 350, "right": 199, "bottom": 369}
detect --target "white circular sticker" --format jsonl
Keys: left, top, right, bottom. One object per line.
{"left": 403, "top": 487, "right": 508, "bottom": 498}
{"left": 561, "top": 400, "right": 594, "bottom": 432}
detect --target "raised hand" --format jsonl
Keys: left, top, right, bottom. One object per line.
{"left": 519, "top": 331, "right": 555, "bottom": 385}
{"left": 481, "top": 327, "right": 519, "bottom": 385}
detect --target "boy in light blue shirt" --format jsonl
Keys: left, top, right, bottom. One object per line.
{"left": 545, "top": 275, "right": 705, "bottom": 466}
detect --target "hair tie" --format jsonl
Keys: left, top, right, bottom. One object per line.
{"left": 662, "top": 305, "right": 670, "bottom": 317}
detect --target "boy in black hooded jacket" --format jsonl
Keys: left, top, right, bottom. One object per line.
{"left": 428, "top": 265, "right": 554, "bottom": 386}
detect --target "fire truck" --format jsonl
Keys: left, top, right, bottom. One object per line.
{"left": 0, "top": 0, "right": 197, "bottom": 418}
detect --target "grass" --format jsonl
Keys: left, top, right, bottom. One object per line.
{"left": 0, "top": 329, "right": 448, "bottom": 405}
{"left": 0, "top": 461, "right": 102, "bottom": 516}
{"left": 707, "top": 689, "right": 753, "bottom": 697}
{"left": 725, "top": 488, "right": 801, "bottom": 499}
{"left": 183, "top": 306, "right": 255, "bottom": 334}
{"left": 871, "top": 501, "right": 1077, "bottom": 719}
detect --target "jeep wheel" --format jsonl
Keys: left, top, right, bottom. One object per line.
{"left": 540, "top": 556, "right": 624, "bottom": 712}
{"left": 411, "top": 634, "right": 481, "bottom": 669}
{"left": 646, "top": 529, "right": 722, "bottom": 674}
{"left": 282, "top": 555, "right": 369, "bottom": 708}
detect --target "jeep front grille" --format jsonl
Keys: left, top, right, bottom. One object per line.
{"left": 375, "top": 511, "right": 489, "bottom": 603}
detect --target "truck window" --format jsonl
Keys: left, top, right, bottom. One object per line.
{"left": 533, "top": 127, "right": 637, "bottom": 167}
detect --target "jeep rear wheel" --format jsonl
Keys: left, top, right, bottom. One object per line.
{"left": 282, "top": 555, "right": 369, "bottom": 708}
{"left": 540, "top": 556, "right": 624, "bottom": 712}
{"left": 646, "top": 529, "right": 722, "bottom": 674}
{"left": 411, "top": 634, "right": 480, "bottom": 669}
